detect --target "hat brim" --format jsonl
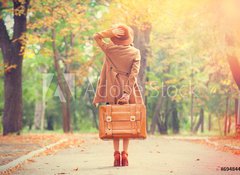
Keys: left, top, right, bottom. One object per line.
{"left": 110, "top": 36, "right": 133, "bottom": 45}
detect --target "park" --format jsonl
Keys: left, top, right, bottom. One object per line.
{"left": 0, "top": 0, "right": 240, "bottom": 174}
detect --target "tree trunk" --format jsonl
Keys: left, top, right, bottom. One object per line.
{"left": 235, "top": 96, "right": 240, "bottom": 136}
{"left": 34, "top": 100, "right": 45, "bottom": 130}
{"left": 62, "top": 97, "right": 71, "bottom": 132}
{"left": 51, "top": 28, "right": 72, "bottom": 133}
{"left": 201, "top": 108, "right": 204, "bottom": 133}
{"left": 224, "top": 96, "right": 229, "bottom": 136}
{"left": 189, "top": 54, "right": 194, "bottom": 132}
{"left": 190, "top": 83, "right": 194, "bottom": 132}
{"left": 132, "top": 24, "right": 151, "bottom": 102}
{"left": 47, "top": 116, "right": 54, "bottom": 130}
{"left": 227, "top": 99, "right": 232, "bottom": 133}
{"left": 172, "top": 100, "right": 179, "bottom": 134}
{"left": 208, "top": 114, "right": 212, "bottom": 131}
{"left": 34, "top": 66, "right": 47, "bottom": 130}
{"left": 227, "top": 55, "right": 240, "bottom": 90}
{"left": 160, "top": 96, "right": 170, "bottom": 134}
{"left": 226, "top": 37, "right": 240, "bottom": 135}
{"left": 0, "top": 1, "right": 30, "bottom": 135}
{"left": 193, "top": 108, "right": 204, "bottom": 133}
{"left": 145, "top": 66, "right": 150, "bottom": 132}
{"left": 150, "top": 95, "right": 162, "bottom": 134}
{"left": 132, "top": 24, "right": 151, "bottom": 133}
{"left": 217, "top": 113, "right": 223, "bottom": 136}
{"left": 150, "top": 86, "right": 166, "bottom": 134}
{"left": 91, "top": 107, "right": 98, "bottom": 130}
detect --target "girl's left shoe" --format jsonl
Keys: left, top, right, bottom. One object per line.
{"left": 121, "top": 151, "right": 128, "bottom": 166}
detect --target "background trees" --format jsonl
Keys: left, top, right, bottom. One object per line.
{"left": 0, "top": 0, "right": 240, "bottom": 136}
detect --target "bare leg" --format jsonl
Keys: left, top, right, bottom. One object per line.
{"left": 113, "top": 138, "right": 120, "bottom": 152}
{"left": 123, "top": 138, "right": 129, "bottom": 153}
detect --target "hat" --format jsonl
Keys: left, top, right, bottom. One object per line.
{"left": 110, "top": 24, "right": 134, "bottom": 45}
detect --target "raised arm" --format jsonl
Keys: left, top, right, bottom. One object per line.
{"left": 93, "top": 28, "right": 125, "bottom": 52}
{"left": 93, "top": 29, "right": 114, "bottom": 52}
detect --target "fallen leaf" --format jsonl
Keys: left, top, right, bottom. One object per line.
{"left": 73, "top": 167, "right": 79, "bottom": 171}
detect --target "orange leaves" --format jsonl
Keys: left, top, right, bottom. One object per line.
{"left": 0, "top": 63, "right": 17, "bottom": 74}
{"left": 12, "top": 32, "right": 27, "bottom": 56}
{"left": 73, "top": 59, "right": 95, "bottom": 86}
{"left": 5, "top": 64, "right": 17, "bottom": 73}
{"left": 1, "top": 0, "right": 8, "bottom": 7}
{"left": 0, "top": 63, "right": 3, "bottom": 75}
{"left": 190, "top": 136, "right": 240, "bottom": 155}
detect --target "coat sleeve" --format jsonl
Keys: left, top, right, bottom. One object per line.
{"left": 93, "top": 29, "right": 114, "bottom": 52}
{"left": 123, "top": 50, "right": 141, "bottom": 95}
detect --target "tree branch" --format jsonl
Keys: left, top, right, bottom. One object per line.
{"left": 0, "top": 16, "right": 11, "bottom": 53}
{"left": 12, "top": 0, "right": 30, "bottom": 40}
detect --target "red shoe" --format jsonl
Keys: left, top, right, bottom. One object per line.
{"left": 121, "top": 151, "right": 128, "bottom": 166}
{"left": 114, "top": 151, "right": 121, "bottom": 167}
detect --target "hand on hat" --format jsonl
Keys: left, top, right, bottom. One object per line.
{"left": 112, "top": 28, "right": 125, "bottom": 38}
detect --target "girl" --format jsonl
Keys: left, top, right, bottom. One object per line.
{"left": 93, "top": 24, "right": 144, "bottom": 166}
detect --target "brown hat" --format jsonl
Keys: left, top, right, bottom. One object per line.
{"left": 110, "top": 24, "right": 134, "bottom": 45}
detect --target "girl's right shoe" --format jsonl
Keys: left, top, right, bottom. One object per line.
{"left": 114, "top": 151, "right": 121, "bottom": 167}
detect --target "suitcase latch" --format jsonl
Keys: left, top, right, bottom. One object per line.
{"left": 106, "top": 116, "right": 112, "bottom": 122}
{"left": 130, "top": 116, "right": 136, "bottom": 121}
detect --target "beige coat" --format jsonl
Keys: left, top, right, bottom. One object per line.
{"left": 92, "top": 33, "right": 144, "bottom": 105}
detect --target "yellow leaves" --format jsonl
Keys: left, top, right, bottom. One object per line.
{"left": 221, "top": 79, "right": 231, "bottom": 86}
{"left": 73, "top": 59, "right": 95, "bottom": 86}
{"left": 40, "top": 48, "right": 52, "bottom": 57}
{"left": 27, "top": 34, "right": 50, "bottom": 45}
{"left": 24, "top": 49, "right": 35, "bottom": 59}
{"left": 63, "top": 59, "right": 73, "bottom": 65}
{"left": 14, "top": 5, "right": 25, "bottom": 16}
{"left": 221, "top": 0, "right": 240, "bottom": 26}
{"left": 14, "top": 0, "right": 27, "bottom": 16}
{"left": 42, "top": 16, "right": 56, "bottom": 28}
{"left": 102, "top": 0, "right": 159, "bottom": 30}
{"left": 18, "top": 0, "right": 26, "bottom": 3}
{"left": 165, "top": 78, "right": 178, "bottom": 85}
{"left": 59, "top": 28, "right": 70, "bottom": 37}
{"left": 210, "top": 86, "right": 217, "bottom": 94}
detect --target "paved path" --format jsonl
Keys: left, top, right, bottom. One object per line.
{"left": 13, "top": 135, "right": 240, "bottom": 175}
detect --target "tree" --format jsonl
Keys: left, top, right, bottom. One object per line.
{"left": 172, "top": 100, "right": 179, "bottom": 134}
{"left": 27, "top": 0, "right": 96, "bottom": 132}
{"left": 0, "top": 0, "right": 30, "bottom": 135}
